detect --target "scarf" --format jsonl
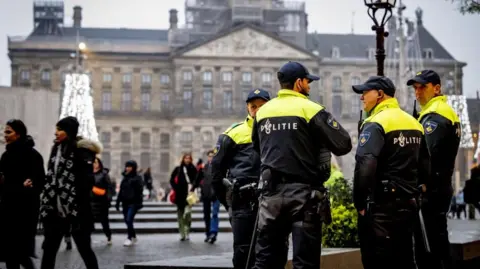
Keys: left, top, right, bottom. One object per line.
{"left": 40, "top": 143, "right": 78, "bottom": 220}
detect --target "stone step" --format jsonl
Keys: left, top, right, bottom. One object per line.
{"left": 110, "top": 207, "right": 226, "bottom": 215}
{"left": 108, "top": 213, "right": 230, "bottom": 223}
{"left": 111, "top": 201, "right": 178, "bottom": 208}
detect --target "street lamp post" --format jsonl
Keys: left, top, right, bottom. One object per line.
{"left": 364, "top": 0, "right": 397, "bottom": 76}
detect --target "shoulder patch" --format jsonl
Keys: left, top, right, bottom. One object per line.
{"left": 359, "top": 131, "right": 371, "bottom": 147}
{"left": 327, "top": 116, "right": 340, "bottom": 130}
{"left": 213, "top": 143, "right": 220, "bottom": 156}
{"left": 423, "top": 121, "right": 438, "bottom": 134}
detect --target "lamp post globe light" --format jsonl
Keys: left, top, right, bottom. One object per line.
{"left": 364, "top": 0, "right": 397, "bottom": 76}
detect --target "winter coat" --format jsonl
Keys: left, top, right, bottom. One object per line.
{"left": 0, "top": 136, "right": 45, "bottom": 259}
{"left": 116, "top": 172, "right": 144, "bottom": 209}
{"left": 91, "top": 168, "right": 113, "bottom": 220}
{"left": 41, "top": 137, "right": 102, "bottom": 232}
{"left": 170, "top": 164, "right": 197, "bottom": 208}
{"left": 194, "top": 162, "right": 215, "bottom": 201}
{"left": 144, "top": 172, "right": 153, "bottom": 190}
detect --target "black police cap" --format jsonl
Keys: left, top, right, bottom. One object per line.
{"left": 406, "top": 70, "right": 441, "bottom": 86}
{"left": 246, "top": 88, "right": 271, "bottom": 103}
{"left": 277, "top": 61, "right": 320, "bottom": 84}
{"left": 352, "top": 76, "right": 396, "bottom": 97}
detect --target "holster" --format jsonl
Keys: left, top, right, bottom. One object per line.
{"left": 311, "top": 189, "right": 332, "bottom": 225}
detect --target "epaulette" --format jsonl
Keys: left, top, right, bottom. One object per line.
{"left": 224, "top": 122, "right": 244, "bottom": 134}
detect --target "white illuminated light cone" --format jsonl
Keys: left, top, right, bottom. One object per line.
{"left": 60, "top": 73, "right": 99, "bottom": 142}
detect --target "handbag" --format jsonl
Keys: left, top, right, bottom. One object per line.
{"left": 92, "top": 186, "right": 106, "bottom": 196}
{"left": 169, "top": 174, "right": 179, "bottom": 204}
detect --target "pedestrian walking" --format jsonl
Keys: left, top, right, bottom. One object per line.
{"left": 408, "top": 70, "right": 461, "bottom": 269}
{"left": 455, "top": 190, "right": 467, "bottom": 219}
{"left": 193, "top": 150, "right": 220, "bottom": 243}
{"left": 143, "top": 167, "right": 154, "bottom": 201}
{"left": 0, "top": 119, "right": 45, "bottom": 269}
{"left": 91, "top": 157, "right": 113, "bottom": 245}
{"left": 169, "top": 153, "right": 197, "bottom": 241}
{"left": 352, "top": 76, "right": 429, "bottom": 269}
{"left": 39, "top": 116, "right": 101, "bottom": 269}
{"left": 250, "top": 62, "right": 352, "bottom": 269}
{"left": 115, "top": 160, "right": 144, "bottom": 247}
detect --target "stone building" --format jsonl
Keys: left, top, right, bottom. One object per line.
{"left": 7, "top": 0, "right": 469, "bottom": 185}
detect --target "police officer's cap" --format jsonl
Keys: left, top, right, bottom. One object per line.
{"left": 352, "top": 76, "right": 396, "bottom": 97}
{"left": 406, "top": 70, "right": 441, "bottom": 86}
{"left": 246, "top": 88, "right": 271, "bottom": 103}
{"left": 277, "top": 61, "right": 320, "bottom": 84}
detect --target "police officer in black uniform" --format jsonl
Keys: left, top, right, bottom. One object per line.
{"left": 407, "top": 70, "right": 461, "bottom": 269}
{"left": 352, "top": 76, "right": 430, "bottom": 269}
{"left": 211, "top": 88, "right": 275, "bottom": 269}
{"left": 251, "top": 61, "right": 352, "bottom": 269}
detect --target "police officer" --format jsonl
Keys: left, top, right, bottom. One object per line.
{"left": 210, "top": 88, "right": 273, "bottom": 269}
{"left": 352, "top": 76, "right": 429, "bottom": 269}
{"left": 407, "top": 70, "right": 460, "bottom": 269}
{"left": 251, "top": 61, "right": 352, "bottom": 269}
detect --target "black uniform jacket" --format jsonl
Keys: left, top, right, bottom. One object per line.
{"left": 211, "top": 115, "right": 261, "bottom": 206}
{"left": 417, "top": 95, "right": 461, "bottom": 197}
{"left": 252, "top": 89, "right": 352, "bottom": 184}
{"left": 354, "top": 98, "right": 430, "bottom": 211}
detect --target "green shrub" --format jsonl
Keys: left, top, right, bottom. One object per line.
{"left": 322, "top": 171, "right": 360, "bottom": 248}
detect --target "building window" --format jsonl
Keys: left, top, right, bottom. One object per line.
{"left": 121, "top": 152, "right": 131, "bottom": 168}
{"left": 141, "top": 152, "right": 151, "bottom": 168}
{"left": 331, "top": 47, "right": 340, "bottom": 58}
{"left": 160, "top": 133, "right": 170, "bottom": 149}
{"left": 101, "top": 132, "right": 111, "bottom": 146}
{"left": 103, "top": 73, "right": 112, "bottom": 83}
{"left": 351, "top": 94, "right": 361, "bottom": 113}
{"left": 222, "top": 72, "right": 232, "bottom": 82}
{"left": 180, "top": 131, "right": 193, "bottom": 146}
{"left": 101, "top": 91, "right": 112, "bottom": 111}
{"left": 122, "top": 73, "right": 132, "bottom": 84}
{"left": 202, "top": 131, "right": 213, "bottom": 144}
{"left": 141, "top": 132, "right": 150, "bottom": 148}
{"left": 446, "top": 79, "right": 454, "bottom": 90}
{"left": 161, "top": 93, "right": 170, "bottom": 110}
{"left": 20, "top": 70, "right": 30, "bottom": 81}
{"left": 121, "top": 132, "right": 131, "bottom": 143}
{"left": 121, "top": 91, "right": 132, "bottom": 111}
{"left": 241, "top": 90, "right": 250, "bottom": 102}
{"left": 332, "top": 76, "right": 342, "bottom": 90}
{"left": 142, "top": 74, "right": 152, "bottom": 85}
{"left": 203, "top": 88, "right": 213, "bottom": 110}
{"left": 332, "top": 95, "right": 343, "bottom": 116}
{"left": 203, "top": 71, "right": 212, "bottom": 82}
{"left": 141, "top": 91, "right": 151, "bottom": 111}
{"left": 101, "top": 152, "right": 111, "bottom": 169}
{"left": 160, "top": 152, "right": 170, "bottom": 172}
{"left": 285, "top": 13, "right": 301, "bottom": 31}
{"left": 242, "top": 72, "right": 252, "bottom": 83}
{"left": 423, "top": 48, "right": 434, "bottom": 59}
{"left": 183, "top": 90, "right": 193, "bottom": 111}
{"left": 223, "top": 91, "right": 233, "bottom": 110}
{"left": 160, "top": 74, "right": 170, "bottom": 85}
{"left": 183, "top": 71, "right": 193, "bottom": 82}
{"left": 351, "top": 76, "right": 361, "bottom": 86}
{"left": 41, "top": 70, "right": 51, "bottom": 81}
{"left": 261, "top": 72, "right": 272, "bottom": 84}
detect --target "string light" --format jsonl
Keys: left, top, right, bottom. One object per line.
{"left": 60, "top": 73, "right": 99, "bottom": 142}
{"left": 447, "top": 95, "right": 474, "bottom": 149}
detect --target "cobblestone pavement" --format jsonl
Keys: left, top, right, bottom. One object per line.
{"left": 0, "top": 219, "right": 478, "bottom": 269}
{"left": 0, "top": 233, "right": 233, "bottom": 269}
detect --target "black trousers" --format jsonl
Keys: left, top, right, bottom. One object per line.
{"left": 252, "top": 182, "right": 319, "bottom": 269}
{"left": 40, "top": 216, "right": 99, "bottom": 269}
{"left": 231, "top": 189, "right": 259, "bottom": 269}
{"left": 203, "top": 198, "right": 213, "bottom": 237}
{"left": 414, "top": 195, "right": 453, "bottom": 269}
{"left": 358, "top": 199, "right": 416, "bottom": 269}
{"left": 95, "top": 212, "right": 112, "bottom": 239}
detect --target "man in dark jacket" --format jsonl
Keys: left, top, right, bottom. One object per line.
{"left": 116, "top": 160, "right": 144, "bottom": 246}
{"left": 40, "top": 116, "right": 101, "bottom": 269}
{"left": 194, "top": 150, "right": 220, "bottom": 243}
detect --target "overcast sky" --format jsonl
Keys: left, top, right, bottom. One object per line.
{"left": 0, "top": 0, "right": 479, "bottom": 97}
